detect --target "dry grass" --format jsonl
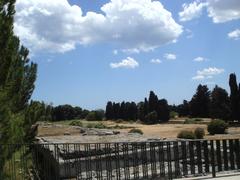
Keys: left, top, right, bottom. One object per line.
{"left": 37, "top": 118, "right": 240, "bottom": 140}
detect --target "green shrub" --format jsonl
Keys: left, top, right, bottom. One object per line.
{"left": 94, "top": 123, "right": 107, "bottom": 129}
{"left": 69, "top": 120, "right": 83, "bottom": 127}
{"left": 177, "top": 130, "right": 196, "bottom": 139}
{"left": 207, "top": 119, "right": 228, "bottom": 135}
{"left": 184, "top": 118, "right": 203, "bottom": 124}
{"left": 128, "top": 128, "right": 143, "bottom": 135}
{"left": 194, "top": 127, "right": 205, "bottom": 139}
{"left": 170, "top": 111, "right": 178, "bottom": 119}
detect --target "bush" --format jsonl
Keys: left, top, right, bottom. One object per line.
{"left": 94, "top": 123, "right": 107, "bottom": 129}
{"left": 177, "top": 130, "right": 196, "bottom": 139}
{"left": 86, "top": 110, "right": 104, "bottom": 121}
{"left": 170, "top": 111, "right": 178, "bottom": 119}
{"left": 128, "top": 128, "right": 143, "bottom": 135}
{"left": 194, "top": 127, "right": 205, "bottom": 139}
{"left": 69, "top": 120, "right": 83, "bottom": 127}
{"left": 207, "top": 119, "right": 228, "bottom": 135}
{"left": 184, "top": 118, "right": 203, "bottom": 124}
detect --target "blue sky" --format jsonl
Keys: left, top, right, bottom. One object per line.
{"left": 14, "top": 0, "right": 240, "bottom": 110}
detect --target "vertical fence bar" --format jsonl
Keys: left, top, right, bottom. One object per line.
{"left": 222, "top": 140, "right": 229, "bottom": 171}
{"left": 203, "top": 140, "right": 209, "bottom": 173}
{"left": 167, "top": 141, "right": 172, "bottom": 180}
{"left": 181, "top": 141, "right": 188, "bottom": 176}
{"left": 229, "top": 139, "right": 235, "bottom": 170}
{"left": 123, "top": 143, "right": 130, "bottom": 180}
{"left": 150, "top": 142, "right": 157, "bottom": 178}
{"left": 189, "top": 141, "right": 195, "bottom": 175}
{"left": 196, "top": 140, "right": 203, "bottom": 175}
{"left": 141, "top": 142, "right": 148, "bottom": 179}
{"left": 216, "top": 140, "right": 222, "bottom": 172}
{"left": 210, "top": 140, "right": 216, "bottom": 178}
{"left": 173, "top": 141, "right": 180, "bottom": 178}
{"left": 114, "top": 143, "right": 121, "bottom": 180}
{"left": 234, "top": 139, "right": 240, "bottom": 169}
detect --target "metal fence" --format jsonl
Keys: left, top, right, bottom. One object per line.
{"left": 1, "top": 139, "right": 240, "bottom": 179}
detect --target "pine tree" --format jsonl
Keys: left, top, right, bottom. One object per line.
{"left": 190, "top": 84, "right": 210, "bottom": 118}
{"left": 0, "top": 0, "right": 37, "bottom": 175}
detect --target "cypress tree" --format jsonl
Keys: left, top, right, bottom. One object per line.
{"left": 229, "top": 73, "right": 239, "bottom": 121}
{"left": 157, "top": 99, "right": 170, "bottom": 122}
{"left": 148, "top": 91, "right": 158, "bottom": 113}
{"left": 105, "top": 101, "right": 113, "bottom": 120}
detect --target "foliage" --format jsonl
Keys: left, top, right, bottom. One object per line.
{"left": 69, "top": 120, "right": 83, "bottom": 127}
{"left": 86, "top": 110, "right": 104, "bottom": 121}
{"left": 194, "top": 127, "right": 205, "bottom": 139}
{"left": 229, "top": 73, "right": 240, "bottom": 121}
{"left": 128, "top": 128, "right": 143, "bottom": 135}
{"left": 0, "top": 0, "right": 37, "bottom": 176}
{"left": 177, "top": 130, "right": 196, "bottom": 139}
{"left": 105, "top": 91, "right": 170, "bottom": 123}
{"left": 210, "top": 86, "right": 231, "bottom": 120}
{"left": 144, "top": 111, "right": 158, "bottom": 124}
{"left": 52, "top": 104, "right": 89, "bottom": 121}
{"left": 184, "top": 118, "right": 203, "bottom": 124}
{"left": 190, "top": 85, "right": 210, "bottom": 118}
{"left": 177, "top": 100, "right": 190, "bottom": 117}
{"left": 207, "top": 119, "right": 228, "bottom": 135}
{"left": 170, "top": 111, "right": 178, "bottom": 119}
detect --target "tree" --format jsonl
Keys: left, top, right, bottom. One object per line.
{"left": 229, "top": 73, "right": 240, "bottom": 121}
{"left": 0, "top": 0, "right": 37, "bottom": 175}
{"left": 148, "top": 91, "right": 158, "bottom": 112}
{"left": 190, "top": 84, "right": 210, "bottom": 118}
{"left": 157, "top": 99, "right": 170, "bottom": 122}
{"left": 178, "top": 100, "right": 190, "bottom": 117}
{"left": 105, "top": 101, "right": 113, "bottom": 120}
{"left": 210, "top": 86, "right": 231, "bottom": 120}
{"left": 145, "top": 111, "right": 158, "bottom": 124}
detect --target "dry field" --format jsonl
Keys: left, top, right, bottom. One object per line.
{"left": 37, "top": 118, "right": 240, "bottom": 140}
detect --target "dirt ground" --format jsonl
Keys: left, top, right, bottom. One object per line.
{"left": 37, "top": 119, "right": 240, "bottom": 140}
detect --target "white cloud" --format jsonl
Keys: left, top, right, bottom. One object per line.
{"left": 228, "top": 29, "right": 240, "bottom": 40}
{"left": 179, "top": 0, "right": 240, "bottom": 23}
{"left": 179, "top": 1, "right": 208, "bottom": 22}
{"left": 14, "top": 0, "right": 183, "bottom": 53}
{"left": 110, "top": 57, "right": 139, "bottom": 69}
{"left": 192, "top": 67, "right": 224, "bottom": 80}
{"left": 207, "top": 0, "right": 240, "bottom": 23}
{"left": 193, "top": 56, "right": 208, "bottom": 62}
{"left": 150, "top": 59, "right": 162, "bottom": 64}
{"left": 164, "top": 53, "right": 176, "bottom": 60}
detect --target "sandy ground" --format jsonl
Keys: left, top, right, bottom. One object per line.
{"left": 37, "top": 119, "right": 240, "bottom": 140}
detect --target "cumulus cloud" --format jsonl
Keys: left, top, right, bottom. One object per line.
{"left": 179, "top": 0, "right": 240, "bottom": 23}
{"left": 193, "top": 56, "right": 208, "bottom": 62}
{"left": 179, "top": 1, "right": 208, "bottom": 22}
{"left": 110, "top": 57, "right": 139, "bottom": 69}
{"left": 164, "top": 53, "right": 176, "bottom": 60}
{"left": 14, "top": 0, "right": 183, "bottom": 53}
{"left": 228, "top": 29, "right": 240, "bottom": 40}
{"left": 150, "top": 59, "right": 162, "bottom": 64}
{"left": 207, "top": 0, "right": 240, "bottom": 23}
{"left": 192, "top": 67, "right": 224, "bottom": 80}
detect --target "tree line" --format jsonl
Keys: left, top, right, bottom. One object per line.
{"left": 105, "top": 91, "right": 170, "bottom": 124}
{"left": 173, "top": 73, "right": 240, "bottom": 122}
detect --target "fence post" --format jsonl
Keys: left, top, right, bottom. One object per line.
{"left": 210, "top": 140, "right": 216, "bottom": 178}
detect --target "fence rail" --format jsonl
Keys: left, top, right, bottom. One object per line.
{"left": 1, "top": 139, "right": 240, "bottom": 179}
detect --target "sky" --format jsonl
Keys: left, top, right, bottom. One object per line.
{"left": 13, "top": 0, "right": 240, "bottom": 110}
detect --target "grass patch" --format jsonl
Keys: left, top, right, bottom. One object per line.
{"left": 184, "top": 118, "right": 203, "bottom": 124}
{"left": 128, "top": 128, "right": 143, "bottom": 135}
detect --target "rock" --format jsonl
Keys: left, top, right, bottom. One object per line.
{"left": 64, "top": 132, "right": 71, "bottom": 136}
